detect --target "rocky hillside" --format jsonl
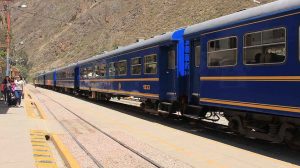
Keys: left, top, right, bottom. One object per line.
{"left": 11, "top": 0, "right": 275, "bottom": 74}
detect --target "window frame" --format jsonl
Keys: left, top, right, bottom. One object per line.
{"left": 168, "top": 48, "right": 176, "bottom": 70}
{"left": 131, "top": 57, "right": 142, "bottom": 75}
{"left": 206, "top": 36, "right": 238, "bottom": 68}
{"left": 144, "top": 54, "right": 158, "bottom": 75}
{"left": 95, "top": 62, "right": 106, "bottom": 78}
{"left": 80, "top": 67, "right": 87, "bottom": 79}
{"left": 243, "top": 27, "right": 287, "bottom": 66}
{"left": 109, "top": 62, "right": 116, "bottom": 77}
{"left": 194, "top": 40, "right": 201, "bottom": 67}
{"left": 83, "top": 66, "right": 94, "bottom": 79}
{"left": 118, "top": 60, "right": 127, "bottom": 76}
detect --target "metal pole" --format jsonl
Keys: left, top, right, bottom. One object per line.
{"left": 4, "top": 1, "right": 11, "bottom": 77}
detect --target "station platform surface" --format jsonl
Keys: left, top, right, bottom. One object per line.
{"left": 0, "top": 95, "right": 67, "bottom": 168}
{"left": 0, "top": 100, "right": 35, "bottom": 168}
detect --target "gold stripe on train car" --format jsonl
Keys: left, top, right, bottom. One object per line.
{"left": 200, "top": 98, "right": 300, "bottom": 113}
{"left": 82, "top": 78, "right": 159, "bottom": 82}
{"left": 200, "top": 76, "right": 300, "bottom": 81}
{"left": 80, "top": 87, "right": 159, "bottom": 98}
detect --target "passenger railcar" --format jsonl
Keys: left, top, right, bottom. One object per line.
{"left": 44, "top": 71, "right": 56, "bottom": 89}
{"left": 76, "top": 29, "right": 186, "bottom": 108}
{"left": 55, "top": 64, "right": 78, "bottom": 92}
{"left": 184, "top": 0, "right": 300, "bottom": 147}
{"left": 35, "top": 73, "right": 45, "bottom": 87}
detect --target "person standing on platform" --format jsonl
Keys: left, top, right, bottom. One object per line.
{"left": 14, "top": 76, "right": 24, "bottom": 107}
{"left": 1, "top": 76, "right": 10, "bottom": 104}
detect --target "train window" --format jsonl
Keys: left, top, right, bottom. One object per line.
{"left": 80, "top": 67, "right": 86, "bottom": 79}
{"left": 70, "top": 70, "right": 75, "bottom": 78}
{"left": 86, "top": 66, "right": 94, "bottom": 79}
{"left": 144, "top": 54, "right": 157, "bottom": 74}
{"left": 131, "top": 57, "right": 142, "bottom": 75}
{"left": 244, "top": 28, "right": 286, "bottom": 65}
{"left": 95, "top": 63, "right": 106, "bottom": 78}
{"left": 66, "top": 69, "right": 74, "bottom": 79}
{"left": 94, "top": 65, "right": 100, "bottom": 78}
{"left": 109, "top": 62, "right": 116, "bottom": 76}
{"left": 207, "top": 37, "right": 237, "bottom": 67}
{"left": 118, "top": 60, "right": 127, "bottom": 76}
{"left": 245, "top": 32, "right": 261, "bottom": 47}
{"left": 194, "top": 41, "right": 201, "bottom": 67}
{"left": 168, "top": 49, "right": 176, "bottom": 69}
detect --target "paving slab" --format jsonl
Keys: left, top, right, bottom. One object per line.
{"left": 0, "top": 96, "right": 67, "bottom": 168}
{"left": 0, "top": 101, "right": 35, "bottom": 168}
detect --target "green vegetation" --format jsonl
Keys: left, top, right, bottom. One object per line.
{"left": 0, "top": 49, "right": 6, "bottom": 79}
{"left": 13, "top": 50, "right": 31, "bottom": 80}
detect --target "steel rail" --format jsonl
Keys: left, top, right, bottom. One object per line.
{"left": 37, "top": 90, "right": 164, "bottom": 168}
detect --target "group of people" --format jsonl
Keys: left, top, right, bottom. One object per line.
{"left": 0, "top": 75, "right": 25, "bottom": 107}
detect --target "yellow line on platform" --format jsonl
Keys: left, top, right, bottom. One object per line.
{"left": 24, "top": 89, "right": 35, "bottom": 118}
{"left": 51, "top": 134, "right": 80, "bottom": 168}
{"left": 30, "top": 130, "right": 58, "bottom": 168}
{"left": 25, "top": 87, "right": 47, "bottom": 119}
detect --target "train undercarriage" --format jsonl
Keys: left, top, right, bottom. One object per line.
{"left": 141, "top": 98, "right": 300, "bottom": 150}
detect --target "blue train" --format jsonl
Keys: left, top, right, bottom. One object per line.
{"left": 35, "top": 0, "right": 300, "bottom": 148}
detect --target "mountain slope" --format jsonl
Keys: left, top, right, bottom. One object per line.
{"left": 11, "top": 0, "right": 275, "bottom": 74}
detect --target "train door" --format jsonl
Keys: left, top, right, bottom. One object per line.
{"left": 74, "top": 66, "right": 80, "bottom": 91}
{"left": 53, "top": 71, "right": 57, "bottom": 88}
{"left": 190, "top": 39, "right": 201, "bottom": 105}
{"left": 160, "top": 45, "right": 177, "bottom": 101}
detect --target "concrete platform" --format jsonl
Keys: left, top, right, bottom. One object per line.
{"left": 0, "top": 94, "right": 68, "bottom": 168}
{"left": 0, "top": 100, "right": 35, "bottom": 168}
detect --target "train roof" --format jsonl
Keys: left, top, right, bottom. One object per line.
{"left": 44, "top": 70, "right": 55, "bottom": 75}
{"left": 184, "top": 0, "right": 300, "bottom": 37}
{"left": 55, "top": 63, "right": 77, "bottom": 72}
{"left": 77, "top": 29, "right": 184, "bottom": 65}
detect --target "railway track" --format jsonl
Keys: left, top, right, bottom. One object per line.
{"left": 31, "top": 88, "right": 164, "bottom": 168}
{"left": 29, "top": 86, "right": 300, "bottom": 168}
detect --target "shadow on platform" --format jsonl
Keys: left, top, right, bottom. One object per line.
{"left": 0, "top": 100, "right": 9, "bottom": 114}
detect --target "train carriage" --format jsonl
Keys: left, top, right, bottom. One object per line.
{"left": 44, "top": 71, "right": 56, "bottom": 89}
{"left": 55, "top": 64, "right": 77, "bottom": 92}
{"left": 184, "top": 0, "right": 300, "bottom": 147}
{"left": 77, "top": 29, "right": 186, "bottom": 108}
{"left": 35, "top": 73, "right": 45, "bottom": 87}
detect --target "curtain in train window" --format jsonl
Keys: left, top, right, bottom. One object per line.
{"left": 144, "top": 54, "right": 157, "bottom": 74}
{"left": 118, "top": 60, "right": 127, "bottom": 76}
{"left": 131, "top": 57, "right": 142, "bottom": 75}
{"left": 244, "top": 28, "right": 286, "bottom": 65}
{"left": 109, "top": 62, "right": 116, "bottom": 76}
{"left": 194, "top": 40, "right": 201, "bottom": 67}
{"left": 94, "top": 65, "right": 100, "bottom": 78}
{"left": 168, "top": 49, "right": 176, "bottom": 69}
{"left": 207, "top": 37, "right": 237, "bottom": 67}
{"left": 95, "top": 63, "right": 106, "bottom": 78}
{"left": 86, "top": 66, "right": 94, "bottom": 79}
{"left": 80, "top": 67, "right": 86, "bottom": 79}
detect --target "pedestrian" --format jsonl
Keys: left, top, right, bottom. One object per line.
{"left": 14, "top": 76, "right": 24, "bottom": 107}
{"left": 20, "top": 76, "right": 25, "bottom": 99}
{"left": 1, "top": 76, "right": 10, "bottom": 104}
{"left": 6, "top": 78, "right": 15, "bottom": 106}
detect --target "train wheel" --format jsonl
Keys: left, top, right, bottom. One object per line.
{"left": 140, "top": 102, "right": 145, "bottom": 110}
{"left": 285, "top": 129, "right": 300, "bottom": 150}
